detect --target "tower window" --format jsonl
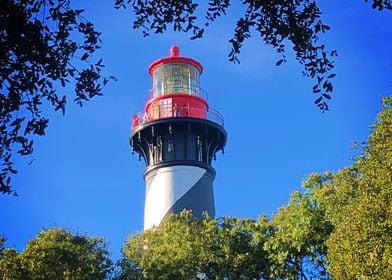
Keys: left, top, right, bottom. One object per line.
{"left": 153, "top": 146, "right": 160, "bottom": 164}
{"left": 197, "top": 136, "right": 203, "bottom": 162}
{"left": 168, "top": 140, "right": 174, "bottom": 153}
{"left": 158, "top": 137, "right": 163, "bottom": 162}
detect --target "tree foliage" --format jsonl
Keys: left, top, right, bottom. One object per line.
{"left": 0, "top": 0, "right": 113, "bottom": 195}
{"left": 118, "top": 209, "right": 330, "bottom": 279}
{"left": 118, "top": 211, "right": 272, "bottom": 279}
{"left": 0, "top": 228, "right": 113, "bottom": 280}
{"left": 310, "top": 96, "right": 392, "bottom": 279}
{"left": 365, "top": 0, "right": 392, "bottom": 10}
{"left": 265, "top": 181, "right": 332, "bottom": 279}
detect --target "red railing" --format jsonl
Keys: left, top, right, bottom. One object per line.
{"left": 131, "top": 104, "right": 224, "bottom": 129}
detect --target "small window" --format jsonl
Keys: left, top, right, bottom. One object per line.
{"left": 158, "top": 137, "right": 163, "bottom": 162}
{"left": 197, "top": 136, "right": 203, "bottom": 162}
{"left": 153, "top": 145, "right": 159, "bottom": 164}
{"left": 168, "top": 140, "right": 174, "bottom": 153}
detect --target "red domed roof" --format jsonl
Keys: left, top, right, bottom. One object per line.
{"left": 148, "top": 45, "right": 203, "bottom": 75}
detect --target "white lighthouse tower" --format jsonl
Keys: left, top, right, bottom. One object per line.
{"left": 130, "top": 46, "right": 227, "bottom": 230}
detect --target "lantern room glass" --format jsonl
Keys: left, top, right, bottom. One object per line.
{"left": 152, "top": 63, "right": 200, "bottom": 97}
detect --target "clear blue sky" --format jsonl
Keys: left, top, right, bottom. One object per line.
{"left": 1, "top": 1, "right": 391, "bottom": 261}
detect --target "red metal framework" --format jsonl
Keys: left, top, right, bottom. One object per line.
{"left": 131, "top": 104, "right": 224, "bottom": 129}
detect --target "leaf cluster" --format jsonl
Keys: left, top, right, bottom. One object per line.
{"left": 265, "top": 184, "right": 332, "bottom": 279}
{"left": 365, "top": 0, "right": 392, "bottom": 10}
{"left": 118, "top": 209, "right": 330, "bottom": 279}
{"left": 0, "top": 0, "right": 114, "bottom": 195}
{"left": 0, "top": 228, "right": 113, "bottom": 280}
{"left": 311, "top": 97, "right": 392, "bottom": 278}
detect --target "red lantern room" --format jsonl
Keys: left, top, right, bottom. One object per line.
{"left": 131, "top": 46, "right": 222, "bottom": 129}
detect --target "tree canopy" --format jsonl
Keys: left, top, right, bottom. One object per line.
{"left": 118, "top": 211, "right": 272, "bottom": 279}
{"left": 118, "top": 209, "right": 330, "bottom": 279}
{"left": 0, "top": 0, "right": 113, "bottom": 195}
{"left": 310, "top": 96, "right": 392, "bottom": 278}
{"left": 0, "top": 228, "right": 113, "bottom": 280}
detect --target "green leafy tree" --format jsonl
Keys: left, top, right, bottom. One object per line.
{"left": 118, "top": 210, "right": 272, "bottom": 279}
{"left": 265, "top": 176, "right": 333, "bottom": 279}
{"left": 0, "top": 228, "right": 113, "bottom": 280}
{"left": 0, "top": 0, "right": 113, "bottom": 195}
{"left": 309, "top": 96, "right": 392, "bottom": 279}
{"left": 118, "top": 207, "right": 332, "bottom": 279}
{"left": 0, "top": 247, "right": 27, "bottom": 280}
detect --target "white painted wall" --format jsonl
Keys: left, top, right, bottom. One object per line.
{"left": 144, "top": 165, "right": 205, "bottom": 229}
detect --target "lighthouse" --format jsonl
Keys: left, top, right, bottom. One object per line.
{"left": 130, "top": 46, "right": 227, "bottom": 230}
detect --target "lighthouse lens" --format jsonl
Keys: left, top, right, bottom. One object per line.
{"left": 152, "top": 64, "right": 200, "bottom": 97}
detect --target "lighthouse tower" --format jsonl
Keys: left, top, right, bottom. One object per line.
{"left": 130, "top": 46, "right": 227, "bottom": 230}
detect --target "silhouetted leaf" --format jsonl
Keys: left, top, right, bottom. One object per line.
{"left": 314, "top": 96, "right": 323, "bottom": 104}
{"left": 276, "top": 59, "right": 285, "bottom": 66}
{"left": 81, "top": 53, "right": 89, "bottom": 61}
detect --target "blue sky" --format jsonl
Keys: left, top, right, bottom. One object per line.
{"left": 1, "top": 1, "right": 391, "bottom": 261}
